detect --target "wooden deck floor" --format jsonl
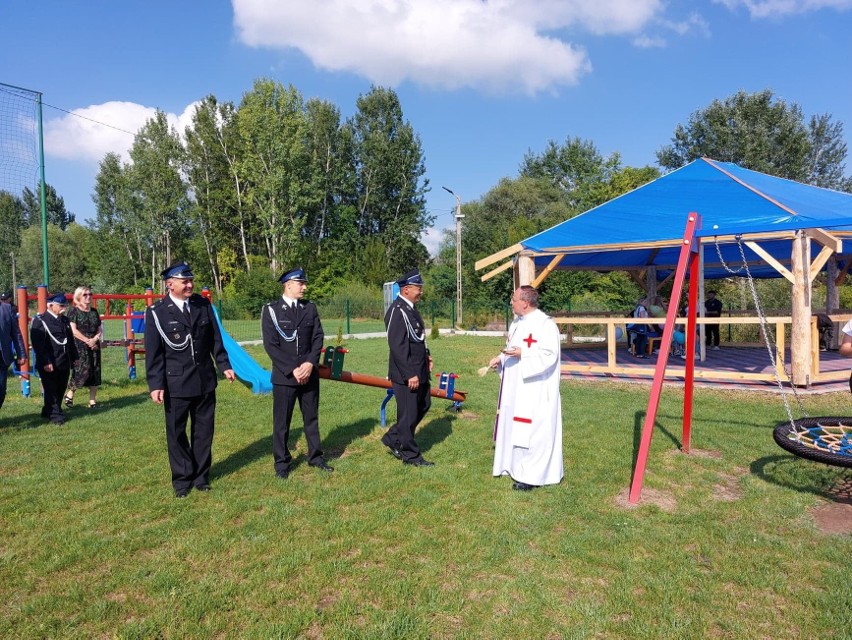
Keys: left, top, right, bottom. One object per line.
{"left": 560, "top": 345, "right": 851, "bottom": 395}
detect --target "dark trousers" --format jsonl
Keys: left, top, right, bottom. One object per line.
{"left": 384, "top": 382, "right": 431, "bottom": 462}
{"left": 272, "top": 378, "right": 323, "bottom": 474}
{"left": 0, "top": 361, "right": 9, "bottom": 410}
{"left": 630, "top": 331, "right": 648, "bottom": 356}
{"left": 39, "top": 367, "right": 70, "bottom": 422}
{"left": 164, "top": 390, "right": 216, "bottom": 492}
{"left": 706, "top": 323, "right": 720, "bottom": 347}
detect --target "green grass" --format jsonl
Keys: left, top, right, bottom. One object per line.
{"left": 1, "top": 336, "right": 850, "bottom": 638}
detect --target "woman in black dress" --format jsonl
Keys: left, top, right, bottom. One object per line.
{"left": 64, "top": 287, "right": 103, "bottom": 408}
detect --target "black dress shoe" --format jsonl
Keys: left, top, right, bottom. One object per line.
{"left": 276, "top": 471, "right": 289, "bottom": 480}
{"left": 175, "top": 488, "right": 189, "bottom": 498}
{"left": 195, "top": 484, "right": 212, "bottom": 492}
{"left": 512, "top": 481, "right": 536, "bottom": 491}
{"left": 386, "top": 446, "right": 402, "bottom": 460}
{"left": 311, "top": 461, "right": 334, "bottom": 473}
{"left": 403, "top": 457, "right": 435, "bottom": 467}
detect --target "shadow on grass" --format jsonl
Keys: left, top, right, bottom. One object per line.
{"left": 324, "top": 418, "right": 378, "bottom": 457}
{"left": 212, "top": 434, "right": 272, "bottom": 479}
{"left": 1, "top": 390, "right": 151, "bottom": 431}
{"left": 630, "top": 409, "right": 682, "bottom": 478}
{"left": 416, "top": 414, "right": 454, "bottom": 454}
{"left": 750, "top": 454, "right": 851, "bottom": 501}
{"left": 0, "top": 413, "right": 48, "bottom": 431}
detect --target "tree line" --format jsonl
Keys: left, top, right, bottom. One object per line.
{"left": 1, "top": 87, "right": 849, "bottom": 321}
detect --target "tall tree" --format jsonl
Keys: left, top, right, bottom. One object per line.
{"left": 806, "top": 113, "right": 852, "bottom": 190}
{"left": 16, "top": 223, "right": 92, "bottom": 292}
{"left": 657, "top": 89, "right": 850, "bottom": 189}
{"left": 21, "top": 183, "right": 75, "bottom": 229}
{"left": 520, "top": 136, "right": 622, "bottom": 213}
{"left": 127, "top": 111, "right": 190, "bottom": 286}
{"left": 201, "top": 98, "right": 254, "bottom": 273}
{"left": 302, "top": 97, "right": 353, "bottom": 264}
{"left": 236, "top": 79, "right": 314, "bottom": 273}
{"left": 0, "top": 191, "right": 25, "bottom": 289}
{"left": 184, "top": 96, "right": 237, "bottom": 295}
{"left": 92, "top": 152, "right": 144, "bottom": 289}
{"left": 346, "top": 86, "right": 432, "bottom": 282}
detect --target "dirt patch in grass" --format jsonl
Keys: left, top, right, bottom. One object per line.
{"left": 613, "top": 487, "right": 677, "bottom": 512}
{"left": 456, "top": 411, "right": 479, "bottom": 420}
{"left": 711, "top": 468, "right": 747, "bottom": 502}
{"left": 689, "top": 448, "right": 723, "bottom": 459}
{"left": 810, "top": 475, "right": 852, "bottom": 535}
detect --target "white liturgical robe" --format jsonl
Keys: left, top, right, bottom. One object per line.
{"left": 492, "top": 308, "right": 564, "bottom": 486}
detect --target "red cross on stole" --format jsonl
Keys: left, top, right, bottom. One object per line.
{"left": 523, "top": 333, "right": 537, "bottom": 348}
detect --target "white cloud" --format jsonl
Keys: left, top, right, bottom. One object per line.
{"left": 232, "top": 0, "right": 669, "bottom": 94}
{"left": 714, "top": 0, "right": 852, "bottom": 18}
{"left": 633, "top": 35, "right": 667, "bottom": 48}
{"left": 44, "top": 101, "right": 201, "bottom": 166}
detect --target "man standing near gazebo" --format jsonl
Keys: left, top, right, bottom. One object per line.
{"left": 489, "top": 286, "right": 563, "bottom": 491}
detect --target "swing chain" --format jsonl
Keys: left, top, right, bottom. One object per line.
{"left": 714, "top": 236, "right": 808, "bottom": 429}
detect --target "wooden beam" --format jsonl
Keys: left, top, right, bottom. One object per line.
{"left": 531, "top": 254, "right": 565, "bottom": 288}
{"left": 646, "top": 248, "right": 660, "bottom": 265}
{"left": 744, "top": 240, "right": 794, "bottom": 283}
{"left": 809, "top": 244, "right": 835, "bottom": 283}
{"left": 475, "top": 243, "right": 522, "bottom": 271}
{"left": 627, "top": 270, "right": 646, "bottom": 288}
{"left": 658, "top": 270, "right": 676, "bottom": 288}
{"left": 807, "top": 227, "right": 842, "bottom": 253}
{"left": 480, "top": 260, "right": 513, "bottom": 282}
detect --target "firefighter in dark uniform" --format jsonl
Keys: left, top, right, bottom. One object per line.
{"left": 382, "top": 269, "right": 434, "bottom": 466}
{"left": 31, "top": 292, "right": 76, "bottom": 425}
{"left": 145, "top": 262, "right": 235, "bottom": 498}
{"left": 261, "top": 267, "right": 332, "bottom": 479}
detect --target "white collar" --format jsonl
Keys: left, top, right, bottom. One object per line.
{"left": 47, "top": 309, "right": 60, "bottom": 319}
{"left": 169, "top": 294, "right": 190, "bottom": 308}
{"left": 398, "top": 295, "right": 415, "bottom": 309}
{"left": 282, "top": 295, "right": 299, "bottom": 307}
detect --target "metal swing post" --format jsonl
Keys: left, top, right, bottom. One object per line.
{"left": 629, "top": 213, "right": 701, "bottom": 504}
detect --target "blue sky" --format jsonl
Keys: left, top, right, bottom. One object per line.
{"left": 2, "top": 0, "right": 851, "bottom": 255}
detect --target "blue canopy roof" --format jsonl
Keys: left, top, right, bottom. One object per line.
{"left": 513, "top": 158, "right": 852, "bottom": 279}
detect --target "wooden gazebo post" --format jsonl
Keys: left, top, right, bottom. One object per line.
{"left": 790, "top": 230, "right": 813, "bottom": 387}
{"left": 514, "top": 254, "right": 536, "bottom": 287}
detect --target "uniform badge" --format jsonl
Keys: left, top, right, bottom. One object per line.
{"left": 174, "top": 333, "right": 181, "bottom": 340}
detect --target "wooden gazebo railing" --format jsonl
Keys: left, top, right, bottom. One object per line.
{"left": 550, "top": 314, "right": 851, "bottom": 385}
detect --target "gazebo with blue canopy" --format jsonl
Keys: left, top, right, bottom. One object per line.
{"left": 475, "top": 158, "right": 852, "bottom": 501}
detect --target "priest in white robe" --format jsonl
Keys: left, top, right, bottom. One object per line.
{"left": 489, "top": 286, "right": 563, "bottom": 491}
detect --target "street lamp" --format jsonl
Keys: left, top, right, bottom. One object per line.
{"left": 442, "top": 186, "right": 464, "bottom": 327}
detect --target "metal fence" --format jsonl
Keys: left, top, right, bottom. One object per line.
{"left": 211, "top": 298, "right": 514, "bottom": 342}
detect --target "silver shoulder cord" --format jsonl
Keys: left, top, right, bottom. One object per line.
{"left": 400, "top": 306, "right": 425, "bottom": 343}
{"left": 36, "top": 315, "right": 68, "bottom": 346}
{"left": 149, "top": 307, "right": 194, "bottom": 359}
{"left": 266, "top": 305, "right": 299, "bottom": 350}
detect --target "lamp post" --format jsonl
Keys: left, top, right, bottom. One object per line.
{"left": 442, "top": 186, "right": 464, "bottom": 327}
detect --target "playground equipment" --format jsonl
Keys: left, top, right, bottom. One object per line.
{"left": 773, "top": 418, "right": 852, "bottom": 468}
{"left": 12, "top": 285, "right": 155, "bottom": 396}
{"left": 12, "top": 285, "right": 467, "bottom": 420}
{"left": 318, "top": 346, "right": 465, "bottom": 426}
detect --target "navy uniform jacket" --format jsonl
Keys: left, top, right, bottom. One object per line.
{"left": 385, "top": 297, "right": 429, "bottom": 385}
{"left": 705, "top": 298, "right": 723, "bottom": 318}
{"left": 144, "top": 294, "right": 231, "bottom": 398}
{"left": 261, "top": 298, "right": 324, "bottom": 386}
{"left": 0, "top": 303, "right": 25, "bottom": 367}
{"left": 30, "top": 312, "right": 76, "bottom": 372}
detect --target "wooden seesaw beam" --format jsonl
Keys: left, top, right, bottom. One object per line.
{"left": 316, "top": 365, "right": 466, "bottom": 402}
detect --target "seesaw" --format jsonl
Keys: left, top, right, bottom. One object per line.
{"left": 319, "top": 346, "right": 466, "bottom": 427}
